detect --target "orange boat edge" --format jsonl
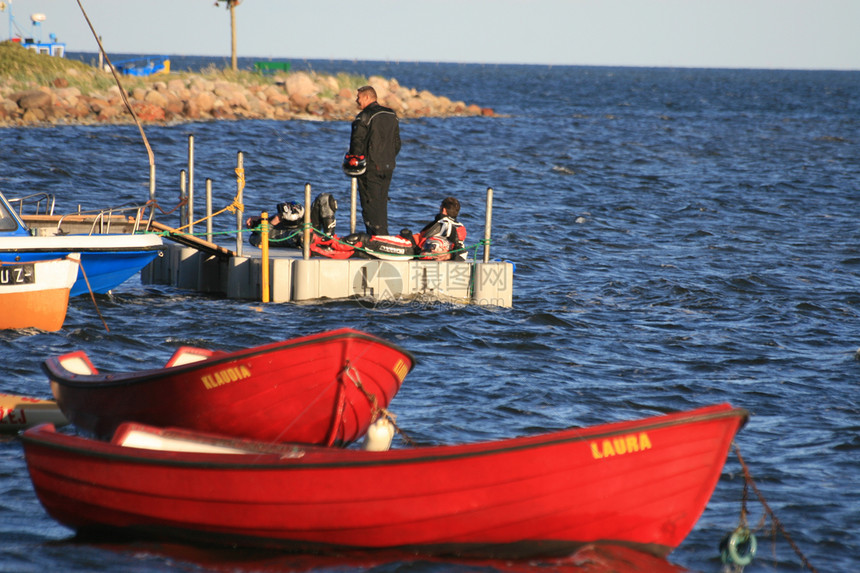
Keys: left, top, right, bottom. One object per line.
{"left": 0, "top": 254, "right": 79, "bottom": 331}
{"left": 21, "top": 403, "right": 748, "bottom": 559}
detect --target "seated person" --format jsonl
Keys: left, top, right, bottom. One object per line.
{"left": 402, "top": 196, "right": 467, "bottom": 261}
{"left": 244, "top": 193, "right": 338, "bottom": 249}
{"left": 245, "top": 201, "right": 304, "bottom": 248}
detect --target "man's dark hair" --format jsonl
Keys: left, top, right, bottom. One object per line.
{"left": 441, "top": 196, "right": 460, "bottom": 218}
{"left": 357, "top": 85, "right": 377, "bottom": 100}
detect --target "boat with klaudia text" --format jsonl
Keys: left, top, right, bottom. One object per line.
{"left": 45, "top": 327, "right": 414, "bottom": 446}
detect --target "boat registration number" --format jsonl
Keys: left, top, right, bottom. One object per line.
{"left": 0, "top": 264, "right": 35, "bottom": 286}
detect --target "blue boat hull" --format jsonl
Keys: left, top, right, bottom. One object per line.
{"left": 71, "top": 251, "right": 159, "bottom": 296}
{"left": 1, "top": 191, "right": 164, "bottom": 296}
{"left": 114, "top": 56, "right": 170, "bottom": 77}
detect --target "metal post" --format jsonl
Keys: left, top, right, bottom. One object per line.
{"left": 149, "top": 163, "right": 156, "bottom": 203}
{"left": 261, "top": 211, "right": 270, "bottom": 303}
{"left": 483, "top": 187, "right": 493, "bottom": 263}
{"left": 187, "top": 135, "right": 195, "bottom": 236}
{"left": 205, "top": 178, "right": 213, "bottom": 244}
{"left": 179, "top": 169, "right": 187, "bottom": 228}
{"left": 229, "top": 0, "right": 238, "bottom": 71}
{"left": 350, "top": 176, "right": 358, "bottom": 234}
{"left": 302, "top": 183, "right": 311, "bottom": 260}
{"left": 235, "top": 151, "right": 244, "bottom": 257}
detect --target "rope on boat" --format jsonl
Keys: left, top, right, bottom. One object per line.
{"left": 76, "top": 0, "right": 157, "bottom": 199}
{"left": 343, "top": 363, "right": 380, "bottom": 419}
{"left": 0, "top": 257, "right": 109, "bottom": 332}
{"left": 73, "top": 257, "right": 110, "bottom": 333}
{"left": 171, "top": 192, "right": 245, "bottom": 234}
{"left": 142, "top": 167, "right": 246, "bottom": 234}
{"left": 342, "top": 364, "right": 415, "bottom": 446}
{"left": 148, "top": 197, "right": 187, "bottom": 217}
{"left": 731, "top": 444, "right": 819, "bottom": 573}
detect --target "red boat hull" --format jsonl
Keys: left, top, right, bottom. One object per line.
{"left": 45, "top": 328, "right": 414, "bottom": 446}
{"left": 22, "top": 404, "right": 747, "bottom": 558}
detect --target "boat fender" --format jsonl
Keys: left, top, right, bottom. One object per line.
{"left": 363, "top": 417, "right": 394, "bottom": 452}
{"left": 719, "top": 527, "right": 757, "bottom": 567}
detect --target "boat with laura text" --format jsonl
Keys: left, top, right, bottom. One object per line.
{"left": 22, "top": 403, "right": 747, "bottom": 558}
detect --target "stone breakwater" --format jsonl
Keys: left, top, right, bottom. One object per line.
{"left": 0, "top": 70, "right": 495, "bottom": 126}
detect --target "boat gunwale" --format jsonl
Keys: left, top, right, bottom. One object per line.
{"left": 0, "top": 237, "right": 164, "bottom": 254}
{"left": 2, "top": 245, "right": 163, "bottom": 253}
{"left": 22, "top": 405, "right": 748, "bottom": 471}
{"left": 44, "top": 328, "right": 416, "bottom": 389}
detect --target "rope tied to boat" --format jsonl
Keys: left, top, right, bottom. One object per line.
{"left": 727, "top": 443, "right": 819, "bottom": 572}
{"left": 268, "top": 375, "right": 340, "bottom": 445}
{"left": 169, "top": 192, "right": 244, "bottom": 234}
{"left": 150, "top": 167, "right": 245, "bottom": 235}
{"left": 343, "top": 362, "right": 380, "bottom": 419}
{"left": 0, "top": 257, "right": 109, "bottom": 332}
{"left": 147, "top": 197, "right": 187, "bottom": 217}
{"left": 73, "top": 257, "right": 108, "bottom": 332}
{"left": 342, "top": 363, "right": 415, "bottom": 446}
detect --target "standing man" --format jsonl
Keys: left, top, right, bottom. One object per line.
{"left": 344, "top": 85, "right": 401, "bottom": 236}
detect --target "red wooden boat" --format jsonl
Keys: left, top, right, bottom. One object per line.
{"left": 22, "top": 403, "right": 747, "bottom": 559}
{"left": 45, "top": 328, "right": 414, "bottom": 446}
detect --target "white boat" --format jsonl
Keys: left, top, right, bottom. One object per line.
{"left": 0, "top": 192, "right": 163, "bottom": 296}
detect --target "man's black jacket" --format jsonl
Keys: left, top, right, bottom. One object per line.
{"left": 349, "top": 102, "right": 401, "bottom": 172}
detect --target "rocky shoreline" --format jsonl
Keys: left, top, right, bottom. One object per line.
{"left": 0, "top": 68, "right": 495, "bottom": 127}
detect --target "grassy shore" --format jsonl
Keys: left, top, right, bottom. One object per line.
{"left": 0, "top": 41, "right": 365, "bottom": 95}
{"left": 0, "top": 41, "right": 490, "bottom": 126}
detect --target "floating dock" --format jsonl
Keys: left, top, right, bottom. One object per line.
{"left": 21, "top": 185, "right": 513, "bottom": 307}
{"left": 141, "top": 237, "right": 513, "bottom": 308}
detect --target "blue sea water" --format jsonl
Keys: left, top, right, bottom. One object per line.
{"left": 1, "top": 56, "right": 859, "bottom": 572}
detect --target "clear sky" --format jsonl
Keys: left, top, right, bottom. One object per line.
{"left": 2, "top": 0, "right": 858, "bottom": 70}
